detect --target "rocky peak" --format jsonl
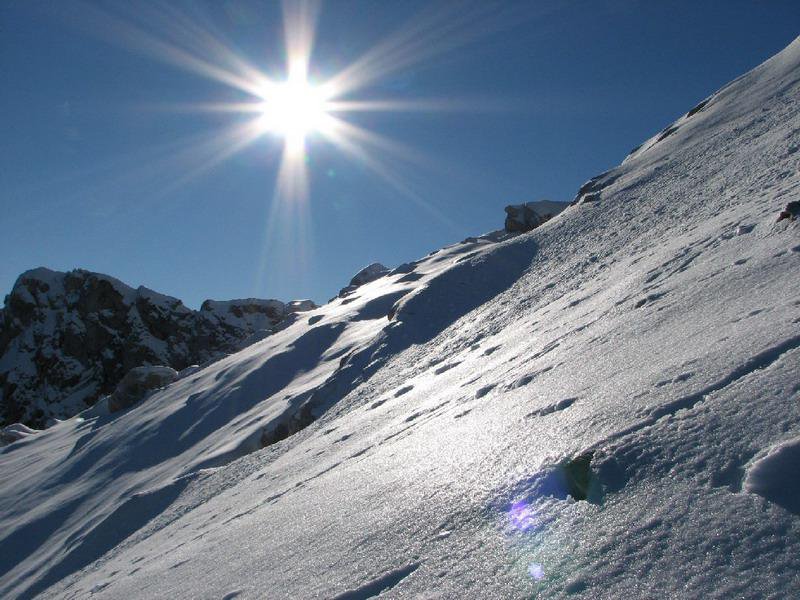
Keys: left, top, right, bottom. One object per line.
{"left": 0, "top": 268, "right": 317, "bottom": 428}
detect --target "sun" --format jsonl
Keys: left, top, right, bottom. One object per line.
{"left": 94, "top": 0, "right": 499, "bottom": 210}
{"left": 256, "top": 65, "right": 331, "bottom": 154}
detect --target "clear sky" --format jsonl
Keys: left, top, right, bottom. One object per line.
{"left": 1, "top": 1, "right": 799, "bottom": 308}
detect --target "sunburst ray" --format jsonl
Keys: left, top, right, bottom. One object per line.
{"left": 56, "top": 0, "right": 527, "bottom": 296}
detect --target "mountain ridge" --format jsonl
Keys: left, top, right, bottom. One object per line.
{"left": 0, "top": 266, "right": 316, "bottom": 428}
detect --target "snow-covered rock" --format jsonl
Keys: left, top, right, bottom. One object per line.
{"left": 570, "top": 169, "right": 618, "bottom": 205}
{"left": 106, "top": 366, "right": 178, "bottom": 413}
{"left": 200, "top": 298, "right": 288, "bottom": 331}
{"left": 0, "top": 269, "right": 315, "bottom": 428}
{"left": 2, "top": 35, "right": 800, "bottom": 600}
{"left": 349, "top": 262, "right": 390, "bottom": 287}
{"left": 286, "top": 299, "right": 316, "bottom": 313}
{"left": 338, "top": 262, "right": 390, "bottom": 297}
{"left": 0, "top": 422, "right": 37, "bottom": 447}
{"left": 504, "top": 200, "right": 569, "bottom": 232}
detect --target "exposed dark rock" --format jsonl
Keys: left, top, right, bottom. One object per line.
{"left": 655, "top": 124, "right": 680, "bottom": 144}
{"left": 349, "top": 263, "right": 389, "bottom": 287}
{"left": 503, "top": 200, "right": 568, "bottom": 233}
{"left": 260, "top": 402, "right": 317, "bottom": 448}
{"left": 337, "top": 263, "right": 390, "bottom": 298}
{"left": 0, "top": 268, "right": 317, "bottom": 428}
{"left": 685, "top": 98, "right": 711, "bottom": 119}
{"left": 561, "top": 452, "right": 596, "bottom": 502}
{"left": 107, "top": 366, "right": 178, "bottom": 413}
{"left": 776, "top": 201, "right": 799, "bottom": 222}
{"left": 571, "top": 170, "right": 621, "bottom": 205}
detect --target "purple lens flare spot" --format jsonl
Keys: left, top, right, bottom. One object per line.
{"left": 508, "top": 500, "right": 537, "bottom": 531}
{"left": 528, "top": 562, "right": 545, "bottom": 580}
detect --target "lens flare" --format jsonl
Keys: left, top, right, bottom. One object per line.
{"left": 68, "top": 1, "right": 521, "bottom": 201}
{"left": 508, "top": 501, "right": 538, "bottom": 531}
{"left": 65, "top": 0, "right": 527, "bottom": 294}
{"left": 256, "top": 73, "right": 331, "bottom": 158}
{"left": 257, "top": 80, "right": 328, "bottom": 140}
{"left": 528, "top": 563, "right": 545, "bottom": 581}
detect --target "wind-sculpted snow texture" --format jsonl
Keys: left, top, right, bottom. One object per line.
{"left": 2, "top": 38, "right": 800, "bottom": 599}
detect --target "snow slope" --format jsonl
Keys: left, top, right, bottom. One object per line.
{"left": 2, "top": 38, "right": 800, "bottom": 599}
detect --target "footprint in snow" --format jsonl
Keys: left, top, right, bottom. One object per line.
{"left": 731, "top": 308, "right": 770, "bottom": 323}
{"left": 525, "top": 397, "right": 578, "bottom": 419}
{"left": 394, "top": 385, "right": 414, "bottom": 397}
{"left": 331, "top": 563, "right": 420, "bottom": 600}
{"left": 461, "top": 375, "right": 482, "bottom": 387}
{"left": 435, "top": 529, "right": 452, "bottom": 539}
{"left": 509, "top": 366, "right": 555, "bottom": 389}
{"left": 434, "top": 361, "right": 461, "bottom": 375}
{"left": 657, "top": 372, "right": 695, "bottom": 386}
{"left": 475, "top": 384, "right": 496, "bottom": 399}
{"left": 634, "top": 291, "right": 667, "bottom": 309}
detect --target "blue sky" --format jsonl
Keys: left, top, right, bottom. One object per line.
{"left": 1, "top": 1, "right": 799, "bottom": 307}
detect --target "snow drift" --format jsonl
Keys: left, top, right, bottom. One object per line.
{"left": 1, "top": 37, "right": 800, "bottom": 599}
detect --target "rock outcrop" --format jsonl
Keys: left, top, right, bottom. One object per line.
{"left": 338, "top": 263, "right": 390, "bottom": 298}
{"left": 504, "top": 200, "right": 569, "bottom": 233}
{"left": 776, "top": 200, "right": 799, "bottom": 221}
{"left": 106, "top": 366, "right": 178, "bottom": 413}
{"left": 0, "top": 268, "right": 316, "bottom": 428}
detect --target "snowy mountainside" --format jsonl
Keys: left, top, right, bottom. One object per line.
{"left": 0, "top": 268, "right": 315, "bottom": 428}
{"left": 2, "top": 38, "right": 800, "bottom": 599}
